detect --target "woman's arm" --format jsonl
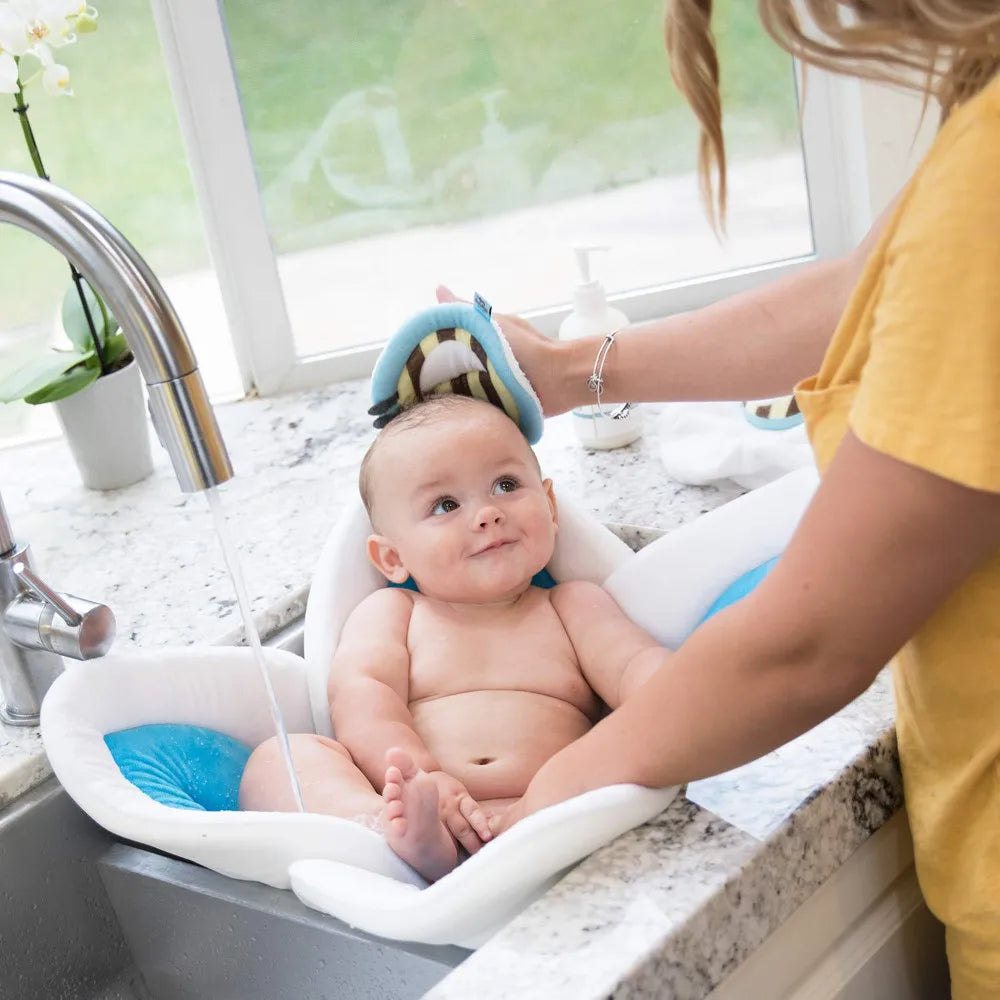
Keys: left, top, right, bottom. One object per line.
{"left": 495, "top": 430, "right": 1000, "bottom": 832}
{"left": 460, "top": 198, "right": 898, "bottom": 415}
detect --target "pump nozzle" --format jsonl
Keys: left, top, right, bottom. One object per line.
{"left": 573, "top": 245, "right": 609, "bottom": 285}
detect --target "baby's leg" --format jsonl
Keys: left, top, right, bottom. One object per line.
{"left": 241, "top": 737, "right": 461, "bottom": 882}
{"left": 383, "top": 748, "right": 458, "bottom": 882}
{"left": 239, "top": 733, "right": 381, "bottom": 822}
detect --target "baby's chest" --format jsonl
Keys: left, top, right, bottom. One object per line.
{"left": 407, "top": 608, "right": 596, "bottom": 707}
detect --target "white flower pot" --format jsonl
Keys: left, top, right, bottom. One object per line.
{"left": 53, "top": 359, "right": 155, "bottom": 490}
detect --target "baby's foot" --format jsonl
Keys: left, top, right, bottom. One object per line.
{"left": 382, "top": 748, "right": 458, "bottom": 882}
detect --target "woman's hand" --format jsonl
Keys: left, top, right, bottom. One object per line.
{"left": 487, "top": 796, "right": 527, "bottom": 837}
{"left": 436, "top": 285, "right": 582, "bottom": 416}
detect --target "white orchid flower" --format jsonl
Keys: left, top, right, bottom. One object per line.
{"left": 21, "top": 0, "right": 78, "bottom": 47}
{"left": 0, "top": 5, "right": 32, "bottom": 56}
{"left": 0, "top": 49, "right": 17, "bottom": 92}
{"left": 40, "top": 58, "right": 68, "bottom": 94}
{"left": 0, "top": 0, "right": 81, "bottom": 60}
{"left": 0, "top": 0, "right": 96, "bottom": 97}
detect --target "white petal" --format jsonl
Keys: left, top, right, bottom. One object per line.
{"left": 13, "top": 2, "right": 74, "bottom": 48}
{"left": 0, "top": 7, "right": 31, "bottom": 55}
{"left": 0, "top": 50, "right": 18, "bottom": 92}
{"left": 33, "top": 39, "right": 52, "bottom": 65}
{"left": 41, "top": 60, "right": 70, "bottom": 95}
{"left": 39, "top": 14, "right": 71, "bottom": 46}
{"left": 40, "top": 0, "right": 74, "bottom": 21}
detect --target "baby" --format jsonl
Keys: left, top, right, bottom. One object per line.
{"left": 239, "top": 395, "right": 670, "bottom": 881}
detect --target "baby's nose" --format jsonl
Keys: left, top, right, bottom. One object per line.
{"left": 476, "top": 504, "right": 504, "bottom": 528}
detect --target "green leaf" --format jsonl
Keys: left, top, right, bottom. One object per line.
{"left": 0, "top": 351, "right": 91, "bottom": 403}
{"left": 24, "top": 355, "right": 101, "bottom": 404}
{"left": 61, "top": 280, "right": 118, "bottom": 353}
{"left": 102, "top": 331, "right": 132, "bottom": 369}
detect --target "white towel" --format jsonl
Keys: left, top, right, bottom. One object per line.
{"left": 657, "top": 401, "right": 815, "bottom": 490}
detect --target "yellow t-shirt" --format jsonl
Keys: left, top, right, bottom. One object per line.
{"left": 795, "top": 74, "right": 1000, "bottom": 997}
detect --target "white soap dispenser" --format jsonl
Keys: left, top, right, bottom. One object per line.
{"left": 559, "top": 246, "right": 643, "bottom": 449}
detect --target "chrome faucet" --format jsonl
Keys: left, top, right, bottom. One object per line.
{"left": 0, "top": 171, "right": 234, "bottom": 725}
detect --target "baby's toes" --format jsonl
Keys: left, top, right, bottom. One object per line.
{"left": 383, "top": 767, "right": 404, "bottom": 803}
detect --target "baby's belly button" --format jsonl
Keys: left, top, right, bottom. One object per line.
{"left": 435, "top": 728, "right": 583, "bottom": 773}
{"left": 453, "top": 752, "right": 538, "bottom": 798}
{"left": 413, "top": 693, "right": 593, "bottom": 792}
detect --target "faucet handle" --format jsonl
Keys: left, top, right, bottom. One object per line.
{"left": 12, "top": 562, "right": 83, "bottom": 626}
{"left": 3, "top": 566, "right": 115, "bottom": 661}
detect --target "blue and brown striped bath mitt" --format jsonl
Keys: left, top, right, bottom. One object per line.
{"left": 368, "top": 294, "right": 544, "bottom": 444}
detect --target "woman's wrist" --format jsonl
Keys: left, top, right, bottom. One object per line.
{"left": 550, "top": 334, "right": 608, "bottom": 413}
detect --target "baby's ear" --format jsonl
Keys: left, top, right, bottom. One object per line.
{"left": 543, "top": 478, "right": 558, "bottom": 531}
{"left": 366, "top": 534, "right": 410, "bottom": 584}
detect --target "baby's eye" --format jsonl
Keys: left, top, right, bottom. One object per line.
{"left": 431, "top": 497, "right": 459, "bottom": 516}
{"left": 493, "top": 477, "right": 519, "bottom": 495}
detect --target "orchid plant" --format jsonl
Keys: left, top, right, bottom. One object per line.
{"left": 0, "top": 0, "right": 130, "bottom": 406}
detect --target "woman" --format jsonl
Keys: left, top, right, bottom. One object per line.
{"left": 444, "top": 2, "right": 1000, "bottom": 994}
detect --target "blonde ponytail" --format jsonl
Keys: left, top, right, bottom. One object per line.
{"left": 665, "top": 0, "right": 726, "bottom": 232}
{"left": 664, "top": 0, "right": 1000, "bottom": 231}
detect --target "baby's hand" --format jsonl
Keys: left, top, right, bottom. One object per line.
{"left": 428, "top": 771, "right": 493, "bottom": 855}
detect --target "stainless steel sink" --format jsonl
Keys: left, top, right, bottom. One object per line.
{"left": 0, "top": 615, "right": 469, "bottom": 999}
{"left": 0, "top": 778, "right": 147, "bottom": 1000}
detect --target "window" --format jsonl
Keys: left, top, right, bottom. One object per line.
{"left": 152, "top": 0, "right": 866, "bottom": 395}
{"left": 227, "top": 0, "right": 819, "bottom": 356}
{"left": 0, "top": 1, "right": 868, "bottom": 445}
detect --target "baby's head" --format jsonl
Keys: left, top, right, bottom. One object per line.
{"left": 359, "top": 396, "right": 558, "bottom": 604}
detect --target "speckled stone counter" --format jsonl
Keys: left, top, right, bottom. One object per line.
{"left": 0, "top": 381, "right": 899, "bottom": 998}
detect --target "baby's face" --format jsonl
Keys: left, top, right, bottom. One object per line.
{"left": 367, "top": 402, "right": 558, "bottom": 604}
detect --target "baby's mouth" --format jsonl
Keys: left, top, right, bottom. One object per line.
{"left": 473, "top": 538, "right": 515, "bottom": 556}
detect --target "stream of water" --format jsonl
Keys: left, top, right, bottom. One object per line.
{"left": 205, "top": 487, "right": 305, "bottom": 812}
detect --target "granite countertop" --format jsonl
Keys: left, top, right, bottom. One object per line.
{"left": 0, "top": 381, "right": 899, "bottom": 998}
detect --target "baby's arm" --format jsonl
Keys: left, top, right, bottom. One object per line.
{"left": 328, "top": 588, "right": 436, "bottom": 786}
{"left": 328, "top": 589, "right": 491, "bottom": 850}
{"left": 486, "top": 582, "right": 666, "bottom": 837}
{"left": 550, "top": 580, "right": 670, "bottom": 709}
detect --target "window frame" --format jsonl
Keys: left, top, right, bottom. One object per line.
{"left": 150, "top": 0, "right": 872, "bottom": 397}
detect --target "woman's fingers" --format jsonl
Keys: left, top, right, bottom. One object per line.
{"left": 488, "top": 798, "right": 526, "bottom": 837}
{"left": 436, "top": 285, "right": 539, "bottom": 336}
{"left": 432, "top": 285, "right": 565, "bottom": 414}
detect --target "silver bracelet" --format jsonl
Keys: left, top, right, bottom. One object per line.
{"left": 587, "top": 331, "right": 632, "bottom": 420}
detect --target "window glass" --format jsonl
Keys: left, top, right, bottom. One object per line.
{"left": 224, "top": 0, "right": 812, "bottom": 358}
{"left": 0, "top": 0, "right": 239, "bottom": 445}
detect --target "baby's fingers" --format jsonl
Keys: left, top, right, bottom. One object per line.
{"left": 458, "top": 795, "right": 493, "bottom": 844}
{"left": 446, "top": 808, "right": 485, "bottom": 855}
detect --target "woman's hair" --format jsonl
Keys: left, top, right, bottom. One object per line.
{"left": 665, "top": 0, "right": 1000, "bottom": 230}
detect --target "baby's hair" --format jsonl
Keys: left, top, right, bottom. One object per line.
{"left": 665, "top": 0, "right": 1000, "bottom": 231}
{"left": 358, "top": 396, "right": 538, "bottom": 523}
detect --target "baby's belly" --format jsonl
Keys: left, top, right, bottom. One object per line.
{"left": 411, "top": 690, "right": 594, "bottom": 800}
